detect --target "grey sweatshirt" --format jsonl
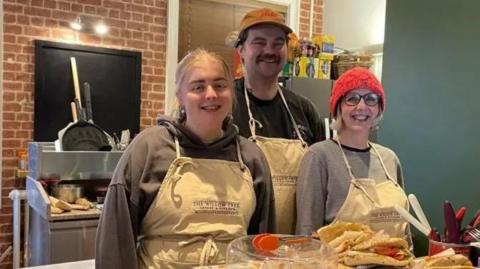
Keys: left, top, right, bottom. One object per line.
{"left": 95, "top": 115, "right": 275, "bottom": 269}
{"left": 296, "top": 139, "right": 405, "bottom": 236}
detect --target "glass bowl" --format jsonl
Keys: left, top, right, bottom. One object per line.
{"left": 226, "top": 234, "right": 337, "bottom": 269}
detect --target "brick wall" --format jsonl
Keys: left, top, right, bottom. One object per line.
{"left": 0, "top": 0, "right": 323, "bottom": 267}
{"left": 1, "top": 0, "right": 167, "bottom": 267}
{"left": 299, "top": 0, "right": 324, "bottom": 38}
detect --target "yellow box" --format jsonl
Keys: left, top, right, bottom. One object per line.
{"left": 318, "top": 53, "right": 334, "bottom": 79}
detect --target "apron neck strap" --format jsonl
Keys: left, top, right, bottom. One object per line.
{"left": 174, "top": 136, "right": 181, "bottom": 158}
{"left": 174, "top": 132, "right": 246, "bottom": 171}
{"left": 278, "top": 88, "right": 307, "bottom": 147}
{"left": 335, "top": 137, "right": 381, "bottom": 206}
{"left": 335, "top": 136, "right": 395, "bottom": 182}
{"left": 335, "top": 136, "right": 356, "bottom": 180}
{"left": 244, "top": 87, "right": 262, "bottom": 140}
{"left": 235, "top": 138, "right": 246, "bottom": 171}
{"left": 244, "top": 86, "right": 307, "bottom": 147}
{"left": 370, "top": 143, "right": 396, "bottom": 182}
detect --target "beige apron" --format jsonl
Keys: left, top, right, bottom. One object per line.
{"left": 333, "top": 139, "right": 409, "bottom": 238}
{"left": 244, "top": 87, "right": 307, "bottom": 234}
{"left": 137, "top": 137, "right": 256, "bottom": 269}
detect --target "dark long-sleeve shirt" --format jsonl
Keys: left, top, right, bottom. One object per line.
{"left": 233, "top": 78, "right": 325, "bottom": 145}
{"left": 95, "top": 115, "right": 275, "bottom": 269}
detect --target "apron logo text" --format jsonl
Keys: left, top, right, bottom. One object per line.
{"left": 272, "top": 175, "right": 297, "bottom": 186}
{"left": 192, "top": 200, "right": 240, "bottom": 216}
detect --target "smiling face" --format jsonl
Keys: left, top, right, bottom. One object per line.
{"left": 339, "top": 89, "right": 381, "bottom": 135}
{"left": 176, "top": 58, "right": 233, "bottom": 140}
{"left": 238, "top": 25, "right": 287, "bottom": 81}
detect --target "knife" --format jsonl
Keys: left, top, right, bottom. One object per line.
{"left": 444, "top": 200, "right": 460, "bottom": 243}
{"left": 83, "top": 82, "right": 93, "bottom": 123}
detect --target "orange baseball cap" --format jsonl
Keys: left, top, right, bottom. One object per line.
{"left": 236, "top": 8, "right": 292, "bottom": 46}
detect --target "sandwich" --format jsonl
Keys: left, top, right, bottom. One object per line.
{"left": 343, "top": 237, "right": 414, "bottom": 267}
{"left": 328, "top": 230, "right": 375, "bottom": 254}
{"left": 315, "top": 221, "right": 373, "bottom": 244}
{"left": 424, "top": 254, "right": 473, "bottom": 269}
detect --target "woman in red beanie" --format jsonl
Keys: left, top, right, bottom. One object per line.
{"left": 295, "top": 67, "right": 410, "bottom": 240}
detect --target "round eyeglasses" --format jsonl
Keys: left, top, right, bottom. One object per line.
{"left": 344, "top": 92, "right": 380, "bottom": 107}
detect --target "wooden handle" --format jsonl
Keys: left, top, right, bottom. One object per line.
{"left": 70, "top": 57, "right": 82, "bottom": 107}
{"left": 70, "top": 102, "right": 78, "bottom": 122}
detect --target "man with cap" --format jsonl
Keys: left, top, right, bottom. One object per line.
{"left": 296, "top": 67, "right": 410, "bottom": 240}
{"left": 233, "top": 8, "right": 324, "bottom": 234}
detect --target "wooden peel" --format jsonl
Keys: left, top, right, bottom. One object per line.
{"left": 70, "top": 57, "right": 82, "bottom": 107}
{"left": 70, "top": 102, "right": 78, "bottom": 122}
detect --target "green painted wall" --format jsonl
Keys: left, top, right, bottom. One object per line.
{"left": 380, "top": 0, "right": 480, "bottom": 255}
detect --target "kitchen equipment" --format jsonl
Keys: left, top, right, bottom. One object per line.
{"left": 428, "top": 239, "right": 470, "bottom": 258}
{"left": 62, "top": 57, "right": 111, "bottom": 152}
{"left": 60, "top": 120, "right": 111, "bottom": 151}
{"left": 394, "top": 205, "right": 430, "bottom": 236}
{"left": 252, "top": 234, "right": 311, "bottom": 251}
{"left": 429, "top": 227, "right": 441, "bottom": 241}
{"left": 470, "top": 242, "right": 480, "bottom": 267}
{"left": 70, "top": 57, "right": 82, "bottom": 108}
{"left": 94, "top": 186, "right": 108, "bottom": 204}
{"left": 408, "top": 194, "right": 432, "bottom": 231}
{"left": 444, "top": 200, "right": 461, "bottom": 243}
{"left": 469, "top": 228, "right": 480, "bottom": 242}
{"left": 26, "top": 142, "right": 122, "bottom": 266}
{"left": 52, "top": 184, "right": 83, "bottom": 203}
{"left": 226, "top": 234, "right": 337, "bottom": 268}
{"left": 456, "top": 207, "right": 467, "bottom": 224}
{"left": 83, "top": 82, "right": 93, "bottom": 122}
{"left": 469, "top": 210, "right": 480, "bottom": 226}
{"left": 70, "top": 102, "right": 77, "bottom": 122}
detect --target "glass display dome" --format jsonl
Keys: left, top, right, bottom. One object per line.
{"left": 226, "top": 234, "right": 337, "bottom": 269}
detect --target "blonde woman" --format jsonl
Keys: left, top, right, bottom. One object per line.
{"left": 296, "top": 67, "right": 409, "bottom": 240}
{"left": 96, "top": 49, "right": 274, "bottom": 269}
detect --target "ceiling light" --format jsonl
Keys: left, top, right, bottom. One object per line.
{"left": 94, "top": 22, "right": 109, "bottom": 35}
{"left": 70, "top": 17, "right": 82, "bottom": 31}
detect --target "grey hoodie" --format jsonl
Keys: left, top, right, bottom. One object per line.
{"left": 95, "top": 115, "right": 275, "bottom": 269}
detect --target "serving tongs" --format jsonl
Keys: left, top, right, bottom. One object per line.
{"left": 252, "top": 233, "right": 312, "bottom": 251}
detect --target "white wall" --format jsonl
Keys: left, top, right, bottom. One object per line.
{"left": 323, "top": 0, "right": 386, "bottom": 51}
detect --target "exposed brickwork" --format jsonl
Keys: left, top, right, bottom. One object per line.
{"left": 1, "top": 0, "right": 323, "bottom": 268}
{"left": 299, "top": 0, "right": 324, "bottom": 39}
{"left": 1, "top": 0, "right": 167, "bottom": 267}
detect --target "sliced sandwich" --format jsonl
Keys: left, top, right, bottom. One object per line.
{"left": 343, "top": 237, "right": 414, "bottom": 267}
{"left": 315, "top": 221, "right": 373, "bottom": 244}
{"left": 425, "top": 254, "right": 473, "bottom": 269}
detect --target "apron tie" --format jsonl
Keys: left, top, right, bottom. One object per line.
{"left": 178, "top": 236, "right": 219, "bottom": 266}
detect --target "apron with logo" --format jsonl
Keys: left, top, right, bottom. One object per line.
{"left": 333, "top": 139, "right": 409, "bottom": 238}
{"left": 244, "top": 87, "right": 307, "bottom": 234}
{"left": 137, "top": 136, "right": 256, "bottom": 268}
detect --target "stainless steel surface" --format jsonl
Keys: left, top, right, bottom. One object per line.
{"left": 285, "top": 77, "right": 332, "bottom": 120}
{"left": 27, "top": 177, "right": 100, "bottom": 266}
{"left": 26, "top": 177, "right": 51, "bottom": 220}
{"left": 52, "top": 184, "right": 84, "bottom": 203}
{"left": 29, "top": 207, "right": 98, "bottom": 266}
{"left": 27, "top": 142, "right": 120, "bottom": 266}
{"left": 28, "top": 142, "right": 123, "bottom": 180}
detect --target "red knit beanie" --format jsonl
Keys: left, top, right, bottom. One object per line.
{"left": 329, "top": 67, "right": 385, "bottom": 115}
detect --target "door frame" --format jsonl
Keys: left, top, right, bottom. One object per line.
{"left": 165, "top": 0, "right": 300, "bottom": 114}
